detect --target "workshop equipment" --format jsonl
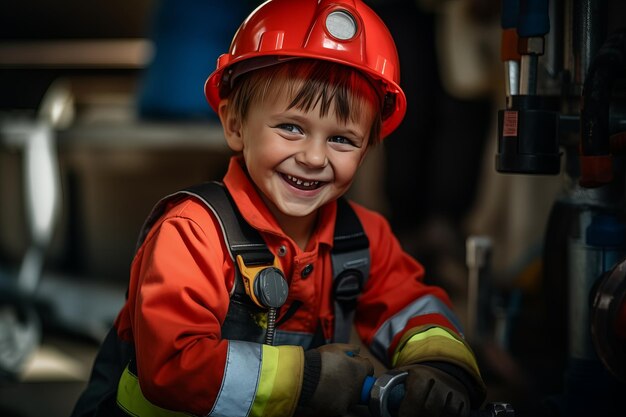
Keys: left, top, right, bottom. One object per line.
{"left": 0, "top": 80, "right": 69, "bottom": 379}
{"left": 496, "top": 0, "right": 626, "bottom": 415}
{"left": 497, "top": 0, "right": 560, "bottom": 175}
{"left": 590, "top": 255, "right": 626, "bottom": 383}
{"left": 466, "top": 236, "right": 520, "bottom": 351}
{"left": 466, "top": 236, "right": 493, "bottom": 345}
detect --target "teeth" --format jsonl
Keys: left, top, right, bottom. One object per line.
{"left": 286, "top": 174, "right": 319, "bottom": 187}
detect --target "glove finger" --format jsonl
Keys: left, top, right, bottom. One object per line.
{"left": 442, "top": 388, "right": 469, "bottom": 417}
{"left": 421, "top": 383, "right": 448, "bottom": 416}
{"left": 426, "top": 369, "right": 469, "bottom": 417}
{"left": 398, "top": 387, "right": 428, "bottom": 417}
{"left": 398, "top": 368, "right": 430, "bottom": 417}
{"left": 406, "top": 365, "right": 470, "bottom": 417}
{"left": 451, "top": 395, "right": 469, "bottom": 417}
{"left": 423, "top": 388, "right": 468, "bottom": 417}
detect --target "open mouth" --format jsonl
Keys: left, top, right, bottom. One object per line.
{"left": 282, "top": 173, "right": 324, "bottom": 190}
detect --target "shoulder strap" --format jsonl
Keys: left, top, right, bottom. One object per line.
{"left": 183, "top": 182, "right": 274, "bottom": 265}
{"left": 136, "top": 181, "right": 273, "bottom": 266}
{"left": 331, "top": 197, "right": 370, "bottom": 343}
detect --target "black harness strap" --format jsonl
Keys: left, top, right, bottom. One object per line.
{"left": 136, "top": 181, "right": 274, "bottom": 266}
{"left": 331, "top": 197, "right": 370, "bottom": 343}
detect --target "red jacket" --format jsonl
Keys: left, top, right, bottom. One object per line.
{"left": 114, "top": 156, "right": 471, "bottom": 416}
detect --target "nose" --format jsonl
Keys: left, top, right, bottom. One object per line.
{"left": 295, "top": 139, "right": 328, "bottom": 168}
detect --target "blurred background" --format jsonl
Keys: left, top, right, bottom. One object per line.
{"left": 1, "top": 1, "right": 625, "bottom": 416}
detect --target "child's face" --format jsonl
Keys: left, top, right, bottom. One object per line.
{"left": 223, "top": 91, "right": 372, "bottom": 222}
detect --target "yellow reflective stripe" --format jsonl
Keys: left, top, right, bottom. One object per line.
{"left": 250, "top": 345, "right": 278, "bottom": 417}
{"left": 391, "top": 327, "right": 462, "bottom": 365}
{"left": 250, "top": 345, "right": 303, "bottom": 417}
{"left": 117, "top": 365, "right": 192, "bottom": 417}
{"left": 392, "top": 326, "right": 481, "bottom": 379}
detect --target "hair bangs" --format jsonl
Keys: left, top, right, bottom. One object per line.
{"left": 228, "top": 59, "right": 383, "bottom": 144}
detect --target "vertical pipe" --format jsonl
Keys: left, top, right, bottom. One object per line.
{"left": 466, "top": 236, "right": 492, "bottom": 345}
{"left": 501, "top": 0, "right": 521, "bottom": 107}
{"left": 520, "top": 54, "right": 539, "bottom": 94}
{"left": 573, "top": 0, "right": 608, "bottom": 85}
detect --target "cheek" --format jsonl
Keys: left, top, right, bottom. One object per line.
{"left": 333, "top": 155, "right": 363, "bottom": 185}
{"left": 245, "top": 144, "right": 277, "bottom": 167}
{"left": 243, "top": 140, "right": 283, "bottom": 176}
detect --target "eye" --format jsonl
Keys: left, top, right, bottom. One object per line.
{"left": 276, "top": 123, "right": 303, "bottom": 135}
{"left": 329, "top": 136, "right": 357, "bottom": 147}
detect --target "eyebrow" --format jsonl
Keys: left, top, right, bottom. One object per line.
{"left": 277, "top": 112, "right": 366, "bottom": 136}
{"left": 339, "top": 126, "right": 366, "bottom": 139}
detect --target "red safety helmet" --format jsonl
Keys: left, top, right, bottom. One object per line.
{"left": 204, "top": 0, "right": 406, "bottom": 139}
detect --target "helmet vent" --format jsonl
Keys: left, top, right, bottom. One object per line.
{"left": 325, "top": 10, "right": 357, "bottom": 41}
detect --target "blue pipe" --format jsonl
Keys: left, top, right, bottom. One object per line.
{"left": 518, "top": 0, "right": 550, "bottom": 37}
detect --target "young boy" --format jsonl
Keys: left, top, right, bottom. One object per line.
{"left": 72, "top": 1, "right": 486, "bottom": 416}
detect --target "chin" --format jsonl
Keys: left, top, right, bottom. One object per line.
{"left": 279, "top": 204, "right": 318, "bottom": 218}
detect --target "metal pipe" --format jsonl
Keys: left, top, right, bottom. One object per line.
{"left": 573, "top": 0, "right": 608, "bottom": 85}
{"left": 466, "top": 236, "right": 492, "bottom": 344}
{"left": 579, "top": 28, "right": 626, "bottom": 187}
{"left": 520, "top": 53, "right": 539, "bottom": 95}
{"left": 504, "top": 60, "right": 520, "bottom": 99}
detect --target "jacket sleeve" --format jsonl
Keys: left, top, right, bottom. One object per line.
{"left": 351, "top": 204, "right": 483, "bottom": 388}
{"left": 119, "top": 199, "right": 303, "bottom": 416}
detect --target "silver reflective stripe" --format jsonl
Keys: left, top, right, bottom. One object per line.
{"left": 208, "top": 341, "right": 262, "bottom": 417}
{"left": 370, "top": 295, "right": 464, "bottom": 361}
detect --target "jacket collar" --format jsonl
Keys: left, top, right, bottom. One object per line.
{"left": 223, "top": 156, "right": 336, "bottom": 249}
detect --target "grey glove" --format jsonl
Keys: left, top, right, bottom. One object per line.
{"left": 298, "top": 343, "right": 374, "bottom": 416}
{"left": 397, "top": 364, "right": 470, "bottom": 417}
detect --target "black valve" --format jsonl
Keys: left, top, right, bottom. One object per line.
{"left": 496, "top": 95, "right": 561, "bottom": 175}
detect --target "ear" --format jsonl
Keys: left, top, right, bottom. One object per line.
{"left": 218, "top": 99, "right": 244, "bottom": 152}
